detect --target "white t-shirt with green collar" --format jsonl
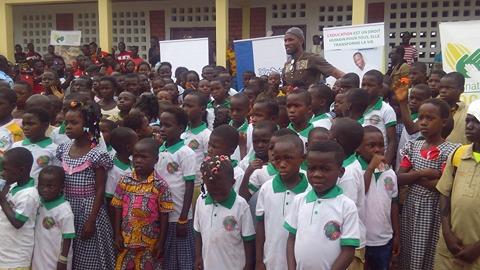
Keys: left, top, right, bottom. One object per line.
{"left": 231, "top": 120, "right": 250, "bottom": 162}
{"left": 256, "top": 173, "right": 309, "bottom": 270}
{"left": 105, "top": 157, "right": 131, "bottom": 198}
{"left": 310, "top": 113, "right": 333, "bottom": 130}
{"left": 155, "top": 140, "right": 196, "bottom": 222}
{"left": 287, "top": 122, "right": 314, "bottom": 150}
{"left": 337, "top": 154, "right": 366, "bottom": 248}
{"left": 12, "top": 137, "right": 59, "bottom": 183}
{"left": 359, "top": 97, "right": 397, "bottom": 149}
{"left": 32, "top": 195, "right": 75, "bottom": 270}
{"left": 357, "top": 156, "right": 399, "bottom": 246}
{"left": 247, "top": 163, "right": 278, "bottom": 195}
{"left": 181, "top": 122, "right": 211, "bottom": 185}
{"left": 194, "top": 189, "right": 255, "bottom": 270}
{"left": 284, "top": 185, "right": 360, "bottom": 270}
{"left": 0, "top": 178, "right": 40, "bottom": 268}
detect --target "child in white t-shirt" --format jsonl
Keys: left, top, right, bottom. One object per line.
{"left": 357, "top": 126, "right": 400, "bottom": 269}
{"left": 285, "top": 141, "right": 360, "bottom": 269}
{"left": 194, "top": 155, "right": 255, "bottom": 270}
{"left": 0, "top": 147, "right": 40, "bottom": 269}
{"left": 32, "top": 166, "right": 75, "bottom": 270}
{"left": 256, "top": 134, "right": 308, "bottom": 270}
{"left": 12, "top": 107, "right": 59, "bottom": 183}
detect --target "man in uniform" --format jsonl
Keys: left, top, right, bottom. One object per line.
{"left": 283, "top": 27, "right": 344, "bottom": 89}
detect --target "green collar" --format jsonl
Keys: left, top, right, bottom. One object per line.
{"left": 287, "top": 122, "right": 314, "bottom": 138}
{"left": 248, "top": 153, "right": 257, "bottom": 162}
{"left": 59, "top": 121, "right": 66, "bottom": 134}
{"left": 186, "top": 122, "right": 208, "bottom": 135}
{"left": 22, "top": 137, "right": 52, "bottom": 148}
{"left": 357, "top": 155, "right": 369, "bottom": 170}
{"left": 207, "top": 99, "right": 230, "bottom": 109}
{"left": 159, "top": 140, "right": 184, "bottom": 154}
{"left": 205, "top": 189, "right": 236, "bottom": 209}
{"left": 10, "top": 178, "right": 35, "bottom": 196}
{"left": 107, "top": 144, "right": 113, "bottom": 152}
{"left": 310, "top": 113, "right": 329, "bottom": 123}
{"left": 342, "top": 154, "right": 357, "bottom": 168}
{"left": 300, "top": 160, "right": 307, "bottom": 171}
{"left": 410, "top": 113, "right": 418, "bottom": 121}
{"left": 41, "top": 194, "right": 66, "bottom": 210}
{"left": 229, "top": 120, "right": 248, "bottom": 133}
{"left": 231, "top": 159, "right": 239, "bottom": 168}
{"left": 306, "top": 185, "right": 343, "bottom": 203}
{"left": 272, "top": 173, "right": 309, "bottom": 194}
{"left": 364, "top": 97, "right": 383, "bottom": 116}
{"left": 113, "top": 157, "right": 130, "bottom": 171}
{"left": 266, "top": 163, "right": 278, "bottom": 176}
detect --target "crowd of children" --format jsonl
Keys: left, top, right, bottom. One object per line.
{"left": 0, "top": 39, "right": 479, "bottom": 270}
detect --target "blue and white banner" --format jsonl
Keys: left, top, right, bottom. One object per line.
{"left": 234, "top": 35, "right": 287, "bottom": 90}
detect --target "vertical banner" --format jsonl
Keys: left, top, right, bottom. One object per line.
{"left": 323, "top": 23, "right": 385, "bottom": 85}
{"left": 234, "top": 35, "right": 287, "bottom": 90}
{"left": 160, "top": 38, "right": 209, "bottom": 76}
{"left": 440, "top": 20, "right": 480, "bottom": 105}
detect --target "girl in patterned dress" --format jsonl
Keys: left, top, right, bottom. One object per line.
{"left": 397, "top": 99, "right": 459, "bottom": 270}
{"left": 111, "top": 138, "right": 173, "bottom": 270}
{"left": 56, "top": 100, "right": 115, "bottom": 269}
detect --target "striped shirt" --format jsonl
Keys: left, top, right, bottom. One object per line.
{"left": 403, "top": 45, "right": 418, "bottom": 65}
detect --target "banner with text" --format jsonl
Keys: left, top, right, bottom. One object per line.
{"left": 50, "top": 30, "right": 82, "bottom": 46}
{"left": 324, "top": 23, "right": 385, "bottom": 86}
{"left": 234, "top": 35, "right": 287, "bottom": 90}
{"left": 440, "top": 20, "right": 480, "bottom": 105}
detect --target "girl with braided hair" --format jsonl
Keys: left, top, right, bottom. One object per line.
{"left": 55, "top": 100, "right": 115, "bottom": 269}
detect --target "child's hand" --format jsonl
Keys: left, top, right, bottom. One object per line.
{"left": 444, "top": 230, "right": 464, "bottom": 256}
{"left": 367, "top": 154, "right": 386, "bottom": 171}
{"left": 455, "top": 243, "right": 480, "bottom": 264}
{"left": 255, "top": 261, "right": 267, "bottom": 270}
{"left": 56, "top": 261, "right": 67, "bottom": 270}
{"left": 176, "top": 222, "right": 187, "bottom": 238}
{"left": 392, "top": 77, "right": 410, "bottom": 103}
{"left": 249, "top": 159, "right": 264, "bottom": 170}
{"left": 420, "top": 168, "right": 441, "bottom": 180}
{"left": 81, "top": 216, "right": 96, "bottom": 240}
{"left": 392, "top": 234, "right": 400, "bottom": 256}
{"left": 114, "top": 234, "right": 124, "bottom": 250}
{"left": 194, "top": 257, "right": 204, "bottom": 270}
{"left": 152, "top": 242, "right": 164, "bottom": 260}
{"left": 0, "top": 184, "right": 9, "bottom": 202}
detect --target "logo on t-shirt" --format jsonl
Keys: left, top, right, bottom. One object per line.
{"left": 188, "top": 139, "right": 200, "bottom": 150}
{"left": 0, "top": 137, "right": 8, "bottom": 148}
{"left": 42, "top": 217, "right": 56, "bottom": 229}
{"left": 384, "top": 177, "right": 394, "bottom": 191}
{"left": 324, "top": 220, "right": 341, "bottom": 240}
{"left": 223, "top": 215, "right": 238, "bottom": 232}
{"left": 37, "top": 156, "right": 50, "bottom": 167}
{"left": 368, "top": 115, "right": 382, "bottom": 125}
{"left": 166, "top": 162, "right": 179, "bottom": 174}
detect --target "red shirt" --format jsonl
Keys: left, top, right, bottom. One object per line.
{"left": 116, "top": 51, "right": 132, "bottom": 64}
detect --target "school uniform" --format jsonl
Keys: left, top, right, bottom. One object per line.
{"left": 194, "top": 189, "right": 256, "bottom": 270}
{"left": 359, "top": 97, "right": 397, "bottom": 149}
{"left": 0, "top": 119, "right": 24, "bottom": 154}
{"left": 396, "top": 113, "right": 420, "bottom": 170}
{"left": 446, "top": 101, "right": 469, "bottom": 145}
{"left": 0, "top": 178, "right": 40, "bottom": 268}
{"left": 156, "top": 140, "right": 196, "bottom": 269}
{"left": 32, "top": 195, "right": 75, "bottom": 270}
{"left": 231, "top": 120, "right": 249, "bottom": 162}
{"left": 245, "top": 123, "right": 254, "bottom": 156}
{"left": 256, "top": 173, "right": 309, "bottom": 269}
{"left": 287, "top": 122, "right": 314, "bottom": 150}
{"left": 284, "top": 185, "right": 360, "bottom": 269}
{"left": 105, "top": 157, "right": 131, "bottom": 198}
{"left": 181, "top": 122, "right": 211, "bottom": 186}
{"left": 238, "top": 151, "right": 258, "bottom": 172}
{"left": 247, "top": 163, "right": 278, "bottom": 195}
{"left": 12, "top": 138, "right": 58, "bottom": 183}
{"left": 310, "top": 112, "right": 333, "bottom": 129}
{"left": 231, "top": 159, "right": 245, "bottom": 193}
{"left": 206, "top": 100, "right": 230, "bottom": 130}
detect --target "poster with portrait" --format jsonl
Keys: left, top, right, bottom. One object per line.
{"left": 323, "top": 23, "right": 385, "bottom": 86}
{"left": 440, "top": 20, "right": 480, "bottom": 105}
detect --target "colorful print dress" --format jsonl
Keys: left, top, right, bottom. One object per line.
{"left": 56, "top": 142, "right": 115, "bottom": 269}
{"left": 398, "top": 139, "right": 459, "bottom": 270}
{"left": 111, "top": 171, "right": 173, "bottom": 270}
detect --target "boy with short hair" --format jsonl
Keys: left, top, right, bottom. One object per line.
{"left": 408, "top": 62, "right": 428, "bottom": 87}
{"left": 208, "top": 124, "right": 245, "bottom": 193}
{"left": 361, "top": 70, "right": 397, "bottom": 165}
{"left": 32, "top": 166, "right": 75, "bottom": 270}
{"left": 230, "top": 93, "right": 250, "bottom": 160}
{"left": 435, "top": 99, "right": 480, "bottom": 269}
{"left": 427, "top": 70, "right": 446, "bottom": 98}
{"left": 194, "top": 155, "right": 255, "bottom": 270}
{"left": 246, "top": 98, "right": 279, "bottom": 155}
{"left": 256, "top": 134, "right": 309, "bottom": 270}
{"left": 285, "top": 141, "right": 360, "bottom": 269}
{"left": 0, "top": 147, "right": 40, "bottom": 268}
{"left": 330, "top": 118, "right": 367, "bottom": 270}
{"left": 0, "top": 87, "right": 24, "bottom": 154}
{"left": 12, "top": 81, "right": 33, "bottom": 119}
{"left": 308, "top": 83, "right": 334, "bottom": 129}
{"left": 438, "top": 72, "right": 469, "bottom": 145}
{"left": 357, "top": 126, "right": 400, "bottom": 269}
{"left": 99, "top": 119, "right": 118, "bottom": 158}
{"left": 307, "top": 127, "right": 330, "bottom": 146}
{"left": 344, "top": 88, "right": 370, "bottom": 122}
{"left": 286, "top": 89, "right": 314, "bottom": 147}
